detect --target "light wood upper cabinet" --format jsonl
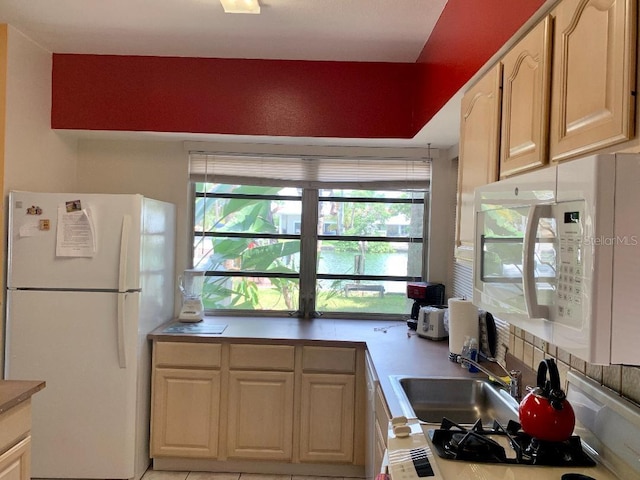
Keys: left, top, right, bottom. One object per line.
{"left": 456, "top": 63, "right": 502, "bottom": 261}
{"left": 500, "top": 16, "right": 553, "bottom": 178}
{"left": 550, "top": 0, "right": 637, "bottom": 162}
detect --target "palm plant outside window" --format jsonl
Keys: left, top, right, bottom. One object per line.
{"left": 190, "top": 153, "right": 431, "bottom": 319}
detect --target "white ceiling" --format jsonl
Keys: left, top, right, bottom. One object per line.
{"left": 0, "top": 0, "right": 460, "bottom": 149}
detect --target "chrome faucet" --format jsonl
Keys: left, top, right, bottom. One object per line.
{"left": 456, "top": 354, "right": 522, "bottom": 402}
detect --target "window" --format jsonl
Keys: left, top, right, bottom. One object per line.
{"left": 190, "top": 153, "right": 431, "bottom": 319}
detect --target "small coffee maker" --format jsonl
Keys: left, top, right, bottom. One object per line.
{"left": 178, "top": 269, "right": 205, "bottom": 322}
{"left": 406, "top": 282, "right": 445, "bottom": 330}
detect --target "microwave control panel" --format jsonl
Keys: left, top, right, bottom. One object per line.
{"left": 555, "top": 200, "right": 585, "bottom": 328}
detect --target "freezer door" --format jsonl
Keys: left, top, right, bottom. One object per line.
{"left": 4, "top": 290, "right": 141, "bottom": 479}
{"left": 7, "top": 191, "right": 143, "bottom": 291}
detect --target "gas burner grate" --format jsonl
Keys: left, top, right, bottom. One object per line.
{"left": 429, "top": 417, "right": 596, "bottom": 467}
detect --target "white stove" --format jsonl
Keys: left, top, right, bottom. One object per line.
{"left": 387, "top": 371, "right": 640, "bottom": 480}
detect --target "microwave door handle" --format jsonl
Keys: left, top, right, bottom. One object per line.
{"left": 523, "top": 204, "right": 551, "bottom": 319}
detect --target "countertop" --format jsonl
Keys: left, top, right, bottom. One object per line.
{"left": 0, "top": 380, "right": 46, "bottom": 415}
{"left": 149, "top": 316, "right": 535, "bottom": 416}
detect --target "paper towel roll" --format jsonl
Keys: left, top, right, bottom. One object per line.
{"left": 448, "top": 298, "right": 479, "bottom": 356}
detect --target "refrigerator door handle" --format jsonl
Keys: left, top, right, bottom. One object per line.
{"left": 118, "top": 215, "right": 132, "bottom": 292}
{"left": 116, "top": 215, "right": 131, "bottom": 369}
{"left": 117, "top": 293, "right": 127, "bottom": 368}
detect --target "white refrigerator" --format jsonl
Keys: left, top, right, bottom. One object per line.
{"left": 4, "top": 191, "right": 176, "bottom": 480}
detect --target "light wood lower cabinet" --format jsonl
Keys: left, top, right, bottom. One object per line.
{"left": 150, "top": 340, "right": 363, "bottom": 470}
{"left": 0, "top": 398, "right": 36, "bottom": 480}
{"left": 226, "top": 370, "right": 294, "bottom": 460}
{"left": 299, "top": 373, "right": 355, "bottom": 463}
{"left": 151, "top": 368, "right": 221, "bottom": 458}
{"left": 365, "top": 352, "right": 390, "bottom": 480}
{"left": 0, "top": 435, "right": 30, "bottom": 480}
{"left": 151, "top": 342, "right": 222, "bottom": 458}
{"left": 373, "top": 384, "right": 390, "bottom": 477}
{"left": 300, "top": 345, "right": 358, "bottom": 464}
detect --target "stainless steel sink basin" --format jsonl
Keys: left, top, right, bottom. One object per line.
{"left": 390, "top": 376, "right": 520, "bottom": 425}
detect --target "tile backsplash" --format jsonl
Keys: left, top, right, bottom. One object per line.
{"left": 508, "top": 325, "right": 640, "bottom": 406}
{"left": 452, "top": 261, "right": 640, "bottom": 407}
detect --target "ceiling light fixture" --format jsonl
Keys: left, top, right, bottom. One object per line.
{"left": 220, "top": 0, "right": 261, "bottom": 14}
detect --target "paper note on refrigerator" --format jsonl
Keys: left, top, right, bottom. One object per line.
{"left": 19, "top": 221, "right": 41, "bottom": 237}
{"left": 56, "top": 205, "right": 97, "bottom": 257}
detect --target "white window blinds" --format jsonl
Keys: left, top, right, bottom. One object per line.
{"left": 189, "top": 152, "right": 431, "bottom": 189}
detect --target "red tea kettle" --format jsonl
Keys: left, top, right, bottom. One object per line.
{"left": 518, "top": 358, "right": 575, "bottom": 442}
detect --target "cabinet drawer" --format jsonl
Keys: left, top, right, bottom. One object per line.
{"left": 154, "top": 342, "right": 221, "bottom": 368}
{"left": 302, "top": 346, "right": 356, "bottom": 373}
{"left": 229, "top": 344, "right": 295, "bottom": 371}
{"left": 0, "top": 400, "right": 31, "bottom": 454}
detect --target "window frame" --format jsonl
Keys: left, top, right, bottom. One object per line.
{"left": 188, "top": 152, "right": 432, "bottom": 320}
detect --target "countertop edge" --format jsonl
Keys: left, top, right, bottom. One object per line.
{"left": 0, "top": 380, "right": 46, "bottom": 415}
{"left": 149, "top": 317, "right": 535, "bottom": 416}
{"left": 150, "top": 333, "right": 366, "bottom": 349}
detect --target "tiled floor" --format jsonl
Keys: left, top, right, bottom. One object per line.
{"left": 142, "top": 471, "right": 355, "bottom": 480}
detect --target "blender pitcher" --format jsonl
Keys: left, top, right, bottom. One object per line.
{"left": 178, "top": 269, "right": 205, "bottom": 322}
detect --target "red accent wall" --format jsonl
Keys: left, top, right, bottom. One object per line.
{"left": 52, "top": 55, "right": 418, "bottom": 138}
{"left": 51, "top": 0, "right": 546, "bottom": 138}
{"left": 412, "top": 0, "right": 547, "bottom": 134}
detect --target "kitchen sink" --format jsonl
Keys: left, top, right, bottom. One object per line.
{"left": 390, "top": 376, "right": 520, "bottom": 425}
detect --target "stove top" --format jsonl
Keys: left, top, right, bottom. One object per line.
{"left": 387, "top": 371, "right": 640, "bottom": 480}
{"left": 428, "top": 417, "right": 596, "bottom": 467}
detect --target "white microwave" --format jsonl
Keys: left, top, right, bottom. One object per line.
{"left": 473, "top": 154, "right": 640, "bottom": 365}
